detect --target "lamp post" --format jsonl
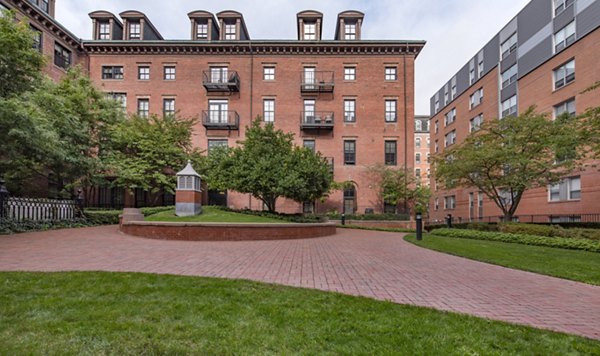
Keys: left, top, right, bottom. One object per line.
{"left": 416, "top": 212, "right": 423, "bottom": 241}
{"left": 0, "top": 179, "right": 8, "bottom": 218}
{"left": 446, "top": 214, "right": 453, "bottom": 228}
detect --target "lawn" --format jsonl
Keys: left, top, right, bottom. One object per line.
{"left": 145, "top": 206, "right": 287, "bottom": 223}
{"left": 0, "top": 272, "right": 598, "bottom": 354}
{"left": 405, "top": 234, "right": 600, "bottom": 285}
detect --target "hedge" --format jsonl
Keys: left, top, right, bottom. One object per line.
{"left": 498, "top": 223, "right": 600, "bottom": 241}
{"left": 327, "top": 212, "right": 410, "bottom": 221}
{"left": 213, "top": 206, "right": 326, "bottom": 223}
{"left": 337, "top": 225, "right": 415, "bottom": 233}
{"left": 431, "top": 228, "right": 600, "bottom": 253}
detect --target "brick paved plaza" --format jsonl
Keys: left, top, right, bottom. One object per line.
{"left": 1, "top": 226, "right": 599, "bottom": 340}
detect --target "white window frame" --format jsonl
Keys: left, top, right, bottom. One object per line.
{"left": 554, "top": 21, "right": 575, "bottom": 53}
{"left": 137, "top": 98, "right": 149, "bottom": 118}
{"left": 385, "top": 67, "right": 397, "bottom": 81}
{"left": 501, "top": 64, "right": 518, "bottom": 89}
{"left": 304, "top": 23, "right": 316, "bottom": 40}
{"left": 225, "top": 23, "right": 236, "bottom": 40}
{"left": 164, "top": 66, "right": 176, "bottom": 81}
{"left": 138, "top": 66, "right": 150, "bottom": 80}
{"left": 469, "top": 114, "right": 483, "bottom": 132}
{"left": 554, "top": 0, "right": 575, "bottom": 17}
{"left": 500, "top": 32, "right": 517, "bottom": 59}
{"left": 553, "top": 98, "right": 576, "bottom": 119}
{"left": 344, "top": 23, "right": 356, "bottom": 40}
{"left": 553, "top": 59, "right": 575, "bottom": 90}
{"left": 469, "top": 88, "right": 483, "bottom": 109}
{"left": 501, "top": 96, "right": 517, "bottom": 118}
{"left": 129, "top": 22, "right": 141, "bottom": 40}
{"left": 344, "top": 67, "right": 356, "bottom": 81}
{"left": 344, "top": 99, "right": 356, "bottom": 122}
{"left": 263, "top": 66, "right": 275, "bottom": 81}
{"left": 445, "top": 130, "right": 456, "bottom": 147}
{"left": 385, "top": 100, "right": 397, "bottom": 122}
{"left": 163, "top": 98, "right": 175, "bottom": 116}
{"left": 263, "top": 99, "right": 275, "bottom": 122}
{"left": 444, "top": 108, "right": 456, "bottom": 126}
{"left": 196, "top": 23, "right": 208, "bottom": 40}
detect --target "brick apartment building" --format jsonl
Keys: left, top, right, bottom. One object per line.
{"left": 429, "top": 0, "right": 600, "bottom": 223}
{"left": 2, "top": 0, "right": 425, "bottom": 214}
{"left": 414, "top": 115, "right": 430, "bottom": 187}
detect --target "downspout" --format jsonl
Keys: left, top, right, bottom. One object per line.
{"left": 248, "top": 41, "right": 255, "bottom": 210}
{"left": 403, "top": 43, "right": 409, "bottom": 214}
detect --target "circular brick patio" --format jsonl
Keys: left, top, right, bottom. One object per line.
{"left": 0, "top": 226, "right": 599, "bottom": 340}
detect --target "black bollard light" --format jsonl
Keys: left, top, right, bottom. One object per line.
{"left": 0, "top": 179, "right": 8, "bottom": 218}
{"left": 341, "top": 213, "right": 346, "bottom": 225}
{"left": 446, "top": 214, "right": 453, "bottom": 228}
{"left": 416, "top": 212, "right": 423, "bottom": 241}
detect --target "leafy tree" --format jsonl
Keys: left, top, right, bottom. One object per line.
{"left": 205, "top": 118, "right": 332, "bottom": 212}
{"left": 104, "top": 114, "right": 203, "bottom": 203}
{"left": 0, "top": 69, "right": 124, "bottom": 197}
{"left": 579, "top": 81, "right": 600, "bottom": 161}
{"left": 367, "top": 164, "right": 431, "bottom": 215}
{"left": 432, "top": 107, "right": 583, "bottom": 221}
{"left": 0, "top": 10, "right": 45, "bottom": 98}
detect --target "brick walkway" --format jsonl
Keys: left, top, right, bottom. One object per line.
{"left": 1, "top": 226, "right": 599, "bottom": 340}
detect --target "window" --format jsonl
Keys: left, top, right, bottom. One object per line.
{"left": 225, "top": 23, "right": 236, "bottom": 40}
{"left": 416, "top": 168, "right": 421, "bottom": 178}
{"left": 478, "top": 59, "right": 484, "bottom": 77}
{"left": 138, "top": 66, "right": 150, "bottom": 80}
{"left": 263, "top": 99, "right": 275, "bottom": 122}
{"left": 263, "top": 66, "right": 275, "bottom": 80}
{"left": 469, "top": 68, "right": 475, "bottom": 85}
{"left": 478, "top": 192, "right": 484, "bottom": 217}
{"left": 163, "top": 99, "right": 175, "bottom": 116}
{"left": 385, "top": 67, "right": 397, "bottom": 80}
{"left": 102, "top": 66, "right": 124, "bottom": 80}
{"left": 196, "top": 23, "right": 208, "bottom": 40}
{"left": 501, "top": 65, "right": 518, "bottom": 89}
{"left": 385, "top": 141, "right": 397, "bottom": 166}
{"left": 434, "top": 140, "right": 439, "bottom": 153}
{"left": 554, "top": 59, "right": 575, "bottom": 89}
{"left": 501, "top": 96, "right": 517, "bottom": 118}
{"left": 344, "top": 67, "right": 356, "bottom": 81}
{"left": 554, "top": 98, "right": 576, "bottom": 119}
{"left": 470, "top": 114, "right": 483, "bottom": 132}
{"left": 303, "top": 67, "right": 316, "bottom": 87}
{"left": 343, "top": 186, "right": 356, "bottom": 214}
{"left": 31, "top": 26, "right": 42, "bottom": 52}
{"left": 303, "top": 99, "right": 315, "bottom": 123}
{"left": 54, "top": 42, "right": 71, "bottom": 69}
{"left": 554, "top": 22, "right": 575, "bottom": 53}
{"left": 415, "top": 153, "right": 421, "bottom": 164}
{"left": 451, "top": 84, "right": 457, "bottom": 99}
{"left": 444, "top": 88, "right": 449, "bottom": 105}
{"left": 137, "top": 99, "right": 149, "bottom": 118}
{"left": 99, "top": 22, "right": 110, "bottom": 40}
{"left": 434, "top": 98, "right": 440, "bottom": 113}
{"left": 304, "top": 23, "right": 316, "bottom": 40}
{"left": 208, "top": 139, "right": 228, "bottom": 153}
{"left": 549, "top": 176, "right": 581, "bottom": 201}
{"left": 164, "top": 66, "right": 176, "bottom": 80}
{"left": 40, "top": 0, "right": 48, "bottom": 12}
{"left": 344, "top": 23, "right": 356, "bottom": 40}
{"left": 416, "top": 137, "right": 421, "bottom": 148}
{"left": 415, "top": 120, "right": 422, "bottom": 132}
{"left": 303, "top": 140, "right": 315, "bottom": 152}
{"left": 385, "top": 100, "right": 397, "bottom": 122}
{"left": 427, "top": 153, "right": 431, "bottom": 163}
{"left": 208, "top": 100, "right": 229, "bottom": 123}
{"left": 434, "top": 120, "right": 439, "bottom": 133}
{"left": 554, "top": 0, "right": 574, "bottom": 16}
{"left": 434, "top": 198, "right": 439, "bottom": 211}
{"left": 445, "top": 130, "right": 456, "bottom": 147}
{"left": 427, "top": 138, "right": 431, "bottom": 148}
{"left": 469, "top": 88, "right": 484, "bottom": 109}
{"left": 383, "top": 200, "right": 396, "bottom": 214}
{"left": 444, "top": 108, "right": 456, "bottom": 126}
{"left": 344, "top": 99, "right": 356, "bottom": 122}
{"left": 444, "top": 196, "right": 456, "bottom": 210}
{"left": 108, "top": 92, "right": 127, "bottom": 111}
{"left": 210, "top": 67, "right": 228, "bottom": 83}
{"left": 344, "top": 140, "right": 356, "bottom": 165}
{"left": 129, "top": 22, "right": 141, "bottom": 40}
{"left": 500, "top": 32, "right": 517, "bottom": 59}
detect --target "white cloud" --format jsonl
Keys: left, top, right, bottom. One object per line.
{"left": 56, "top": 0, "right": 531, "bottom": 115}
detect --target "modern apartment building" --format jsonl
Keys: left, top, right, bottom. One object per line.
{"left": 429, "top": 0, "right": 600, "bottom": 222}
{"left": 2, "top": 0, "right": 425, "bottom": 214}
{"left": 414, "top": 115, "right": 430, "bottom": 187}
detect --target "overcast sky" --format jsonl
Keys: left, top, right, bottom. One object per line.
{"left": 56, "top": 0, "right": 530, "bottom": 115}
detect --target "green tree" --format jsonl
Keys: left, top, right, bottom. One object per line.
{"left": 0, "top": 69, "right": 124, "bottom": 197}
{"left": 104, "top": 113, "right": 203, "bottom": 203}
{"left": 579, "top": 81, "right": 600, "bottom": 161}
{"left": 0, "top": 10, "right": 45, "bottom": 98}
{"left": 205, "top": 118, "right": 332, "bottom": 212}
{"left": 368, "top": 164, "right": 431, "bottom": 215}
{"left": 432, "top": 108, "right": 583, "bottom": 221}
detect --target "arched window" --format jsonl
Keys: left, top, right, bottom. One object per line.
{"left": 416, "top": 153, "right": 421, "bottom": 164}
{"left": 415, "top": 120, "right": 422, "bottom": 131}
{"left": 343, "top": 185, "right": 356, "bottom": 214}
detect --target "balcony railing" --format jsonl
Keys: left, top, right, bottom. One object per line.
{"left": 300, "top": 71, "right": 334, "bottom": 94}
{"left": 201, "top": 110, "right": 240, "bottom": 130}
{"left": 300, "top": 112, "right": 334, "bottom": 130}
{"left": 202, "top": 71, "right": 240, "bottom": 93}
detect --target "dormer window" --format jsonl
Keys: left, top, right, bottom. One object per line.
{"left": 225, "top": 23, "right": 236, "bottom": 40}
{"left": 129, "top": 22, "right": 141, "bottom": 40}
{"left": 197, "top": 23, "right": 208, "bottom": 40}
{"left": 40, "top": 0, "right": 48, "bottom": 13}
{"left": 99, "top": 22, "right": 110, "bottom": 40}
{"left": 344, "top": 23, "right": 356, "bottom": 40}
{"left": 304, "top": 23, "right": 316, "bottom": 40}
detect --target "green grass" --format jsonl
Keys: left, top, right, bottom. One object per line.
{"left": 405, "top": 234, "right": 600, "bottom": 285}
{"left": 144, "top": 206, "right": 287, "bottom": 223}
{"left": 0, "top": 272, "right": 598, "bottom": 354}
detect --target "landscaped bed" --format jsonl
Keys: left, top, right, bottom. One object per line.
{"left": 144, "top": 206, "right": 288, "bottom": 223}
{"left": 405, "top": 234, "right": 600, "bottom": 285}
{"left": 0, "top": 272, "right": 598, "bottom": 354}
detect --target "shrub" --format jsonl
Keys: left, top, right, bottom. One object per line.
{"left": 327, "top": 212, "right": 410, "bottom": 221}
{"left": 499, "top": 223, "right": 600, "bottom": 241}
{"left": 84, "top": 210, "right": 121, "bottom": 225}
{"left": 0, "top": 218, "right": 91, "bottom": 234}
{"left": 431, "top": 228, "right": 600, "bottom": 253}
{"left": 214, "top": 206, "right": 326, "bottom": 223}
{"left": 140, "top": 206, "right": 175, "bottom": 217}
{"left": 338, "top": 225, "right": 415, "bottom": 233}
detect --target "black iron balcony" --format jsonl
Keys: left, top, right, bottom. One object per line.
{"left": 202, "top": 70, "right": 240, "bottom": 93}
{"left": 300, "top": 71, "right": 334, "bottom": 94}
{"left": 300, "top": 112, "right": 334, "bottom": 130}
{"left": 201, "top": 110, "right": 240, "bottom": 131}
